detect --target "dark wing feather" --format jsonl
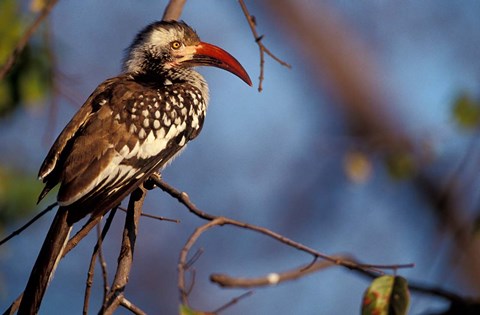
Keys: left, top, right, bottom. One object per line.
{"left": 44, "top": 77, "right": 197, "bottom": 223}
{"left": 37, "top": 76, "right": 124, "bottom": 203}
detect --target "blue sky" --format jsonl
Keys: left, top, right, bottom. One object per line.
{"left": 1, "top": 1, "right": 480, "bottom": 314}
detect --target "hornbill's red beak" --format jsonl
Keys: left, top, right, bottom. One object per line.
{"left": 181, "top": 42, "right": 252, "bottom": 86}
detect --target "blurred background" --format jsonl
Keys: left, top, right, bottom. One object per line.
{"left": 1, "top": 0, "right": 480, "bottom": 314}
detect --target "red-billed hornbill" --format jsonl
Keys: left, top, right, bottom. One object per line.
{"left": 19, "top": 20, "right": 251, "bottom": 314}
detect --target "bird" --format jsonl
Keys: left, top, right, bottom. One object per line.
{"left": 18, "top": 20, "right": 251, "bottom": 314}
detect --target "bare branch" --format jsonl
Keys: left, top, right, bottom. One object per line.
{"left": 150, "top": 173, "right": 216, "bottom": 221}
{"left": 211, "top": 259, "right": 339, "bottom": 288}
{"left": 83, "top": 210, "right": 116, "bottom": 315}
{"left": 153, "top": 175, "right": 412, "bottom": 271}
{"left": 182, "top": 221, "right": 407, "bottom": 306}
{"left": 213, "top": 291, "right": 254, "bottom": 314}
{"left": 63, "top": 212, "right": 106, "bottom": 256}
{"left": 185, "top": 268, "right": 197, "bottom": 297}
{"left": 162, "top": 0, "right": 187, "bottom": 21}
{"left": 119, "top": 297, "right": 147, "bottom": 315}
{"left": 150, "top": 175, "right": 415, "bottom": 308}
{"left": 118, "top": 205, "right": 180, "bottom": 223}
{"left": 0, "top": 0, "right": 59, "bottom": 80}
{"left": 2, "top": 205, "right": 111, "bottom": 314}
{"left": 262, "top": 0, "right": 480, "bottom": 294}
{"left": 177, "top": 216, "right": 413, "bottom": 301}
{"left": 98, "top": 225, "right": 110, "bottom": 305}
{"left": 238, "top": 0, "right": 291, "bottom": 91}
{"left": 101, "top": 187, "right": 145, "bottom": 314}
{"left": 178, "top": 218, "right": 223, "bottom": 305}
{"left": 185, "top": 248, "right": 204, "bottom": 271}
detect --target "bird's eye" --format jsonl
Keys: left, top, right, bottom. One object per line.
{"left": 171, "top": 41, "right": 181, "bottom": 50}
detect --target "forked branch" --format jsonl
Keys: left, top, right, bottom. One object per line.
{"left": 238, "top": 0, "right": 291, "bottom": 91}
{"left": 150, "top": 173, "right": 414, "bottom": 309}
{"left": 101, "top": 187, "right": 146, "bottom": 314}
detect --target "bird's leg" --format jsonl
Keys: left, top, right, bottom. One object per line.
{"left": 144, "top": 173, "right": 161, "bottom": 190}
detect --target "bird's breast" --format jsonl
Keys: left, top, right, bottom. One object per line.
{"left": 112, "top": 83, "right": 207, "bottom": 162}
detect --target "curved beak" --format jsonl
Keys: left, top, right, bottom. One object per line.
{"left": 182, "top": 42, "right": 252, "bottom": 86}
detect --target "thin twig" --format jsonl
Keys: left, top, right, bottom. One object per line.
{"left": 180, "top": 216, "right": 405, "bottom": 296}
{"left": 151, "top": 174, "right": 415, "bottom": 308}
{"left": 3, "top": 206, "right": 114, "bottom": 314}
{"left": 0, "top": 0, "right": 59, "bottom": 80}
{"left": 63, "top": 213, "right": 105, "bottom": 256}
{"left": 152, "top": 174, "right": 412, "bottom": 271}
{"left": 83, "top": 210, "right": 117, "bottom": 315}
{"left": 119, "top": 297, "right": 147, "bottom": 315}
{"left": 151, "top": 173, "right": 215, "bottom": 221}
{"left": 0, "top": 202, "right": 57, "bottom": 247}
{"left": 98, "top": 226, "right": 110, "bottom": 304}
{"left": 213, "top": 291, "right": 254, "bottom": 314}
{"left": 184, "top": 248, "right": 204, "bottom": 270}
{"left": 238, "top": 0, "right": 291, "bottom": 91}
{"left": 118, "top": 206, "right": 180, "bottom": 223}
{"left": 139, "top": 211, "right": 179, "bottom": 223}
{"left": 185, "top": 269, "right": 197, "bottom": 297}
{"left": 178, "top": 218, "right": 223, "bottom": 305}
{"left": 165, "top": 171, "right": 468, "bottom": 308}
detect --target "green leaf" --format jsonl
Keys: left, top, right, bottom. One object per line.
{"left": 452, "top": 93, "right": 480, "bottom": 129}
{"left": 362, "top": 275, "right": 410, "bottom": 315}
{"left": 0, "top": 0, "right": 24, "bottom": 64}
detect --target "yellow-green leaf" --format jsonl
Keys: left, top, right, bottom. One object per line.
{"left": 362, "top": 275, "right": 410, "bottom": 315}
{"left": 179, "top": 305, "right": 211, "bottom": 315}
{"left": 452, "top": 93, "right": 480, "bottom": 129}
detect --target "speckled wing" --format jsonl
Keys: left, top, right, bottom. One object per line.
{"left": 38, "top": 75, "right": 205, "bottom": 222}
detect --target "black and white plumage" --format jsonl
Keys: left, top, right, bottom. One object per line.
{"left": 19, "top": 20, "right": 251, "bottom": 314}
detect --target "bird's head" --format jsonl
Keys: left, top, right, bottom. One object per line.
{"left": 123, "top": 20, "right": 252, "bottom": 86}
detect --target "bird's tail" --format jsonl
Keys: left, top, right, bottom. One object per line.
{"left": 18, "top": 207, "right": 72, "bottom": 315}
